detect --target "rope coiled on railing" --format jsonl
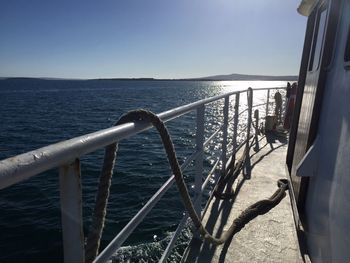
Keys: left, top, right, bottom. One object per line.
{"left": 85, "top": 109, "right": 289, "bottom": 263}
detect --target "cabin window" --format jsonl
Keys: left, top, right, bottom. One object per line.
{"left": 345, "top": 27, "right": 350, "bottom": 68}
{"left": 309, "top": 8, "right": 327, "bottom": 71}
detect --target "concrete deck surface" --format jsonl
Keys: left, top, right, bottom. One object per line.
{"left": 181, "top": 132, "right": 303, "bottom": 263}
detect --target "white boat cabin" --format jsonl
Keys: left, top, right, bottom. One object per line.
{"left": 287, "top": 0, "right": 350, "bottom": 262}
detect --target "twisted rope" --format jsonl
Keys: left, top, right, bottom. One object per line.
{"left": 85, "top": 109, "right": 289, "bottom": 262}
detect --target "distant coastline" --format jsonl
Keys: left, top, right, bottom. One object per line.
{"left": 185, "top": 73, "right": 298, "bottom": 81}
{"left": 0, "top": 73, "right": 298, "bottom": 82}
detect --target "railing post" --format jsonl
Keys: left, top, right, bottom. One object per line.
{"left": 245, "top": 88, "right": 253, "bottom": 176}
{"left": 232, "top": 93, "right": 240, "bottom": 165}
{"left": 59, "top": 159, "right": 85, "bottom": 263}
{"left": 265, "top": 89, "right": 270, "bottom": 117}
{"left": 194, "top": 105, "right": 205, "bottom": 218}
{"left": 222, "top": 96, "right": 229, "bottom": 174}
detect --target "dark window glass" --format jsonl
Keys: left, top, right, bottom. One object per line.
{"left": 309, "top": 8, "right": 327, "bottom": 71}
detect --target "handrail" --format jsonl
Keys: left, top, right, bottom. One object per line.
{"left": 0, "top": 86, "right": 285, "bottom": 188}
{"left": 0, "top": 86, "right": 285, "bottom": 263}
{"left": 0, "top": 89, "right": 244, "bottom": 189}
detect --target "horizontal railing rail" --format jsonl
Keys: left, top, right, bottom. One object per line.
{"left": 0, "top": 90, "right": 241, "bottom": 189}
{"left": 0, "top": 86, "right": 286, "bottom": 263}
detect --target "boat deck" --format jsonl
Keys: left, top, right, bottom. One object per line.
{"left": 181, "top": 131, "right": 303, "bottom": 263}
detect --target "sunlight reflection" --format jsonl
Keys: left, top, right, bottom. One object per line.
{"left": 215, "top": 80, "right": 288, "bottom": 93}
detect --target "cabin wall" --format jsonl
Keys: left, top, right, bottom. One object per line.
{"left": 286, "top": 10, "right": 315, "bottom": 214}
{"left": 304, "top": 1, "right": 350, "bottom": 261}
{"left": 289, "top": 0, "right": 331, "bottom": 213}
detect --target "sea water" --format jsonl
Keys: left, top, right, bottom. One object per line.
{"left": 0, "top": 79, "right": 287, "bottom": 262}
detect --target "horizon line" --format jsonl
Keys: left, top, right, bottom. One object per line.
{"left": 0, "top": 72, "right": 298, "bottom": 81}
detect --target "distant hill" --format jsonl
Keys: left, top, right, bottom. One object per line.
{"left": 1, "top": 73, "right": 298, "bottom": 81}
{"left": 98, "top": 73, "right": 297, "bottom": 81}
{"left": 186, "top": 73, "right": 298, "bottom": 81}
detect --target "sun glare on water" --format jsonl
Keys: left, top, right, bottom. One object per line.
{"left": 217, "top": 80, "right": 288, "bottom": 93}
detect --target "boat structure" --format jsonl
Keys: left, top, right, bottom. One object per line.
{"left": 0, "top": 0, "right": 349, "bottom": 262}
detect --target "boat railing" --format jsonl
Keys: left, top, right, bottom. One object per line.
{"left": 0, "top": 86, "right": 285, "bottom": 263}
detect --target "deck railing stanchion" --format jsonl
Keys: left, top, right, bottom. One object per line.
{"left": 194, "top": 105, "right": 205, "bottom": 218}
{"left": 222, "top": 96, "right": 229, "bottom": 174}
{"left": 245, "top": 88, "right": 253, "bottom": 176}
{"left": 59, "top": 159, "right": 85, "bottom": 263}
{"left": 266, "top": 89, "right": 270, "bottom": 117}
{"left": 232, "top": 93, "right": 240, "bottom": 167}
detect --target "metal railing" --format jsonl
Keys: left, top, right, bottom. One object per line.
{"left": 0, "top": 86, "right": 284, "bottom": 263}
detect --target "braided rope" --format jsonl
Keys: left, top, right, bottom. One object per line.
{"left": 85, "top": 109, "right": 289, "bottom": 262}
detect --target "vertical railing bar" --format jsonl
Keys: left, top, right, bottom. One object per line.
{"left": 231, "top": 93, "right": 240, "bottom": 166}
{"left": 265, "top": 89, "right": 270, "bottom": 118}
{"left": 194, "top": 105, "right": 205, "bottom": 218}
{"left": 246, "top": 88, "right": 253, "bottom": 140}
{"left": 59, "top": 159, "right": 85, "bottom": 263}
{"left": 245, "top": 88, "right": 253, "bottom": 175}
{"left": 221, "top": 96, "right": 229, "bottom": 175}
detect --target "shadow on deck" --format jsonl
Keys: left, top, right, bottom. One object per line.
{"left": 181, "top": 130, "right": 303, "bottom": 263}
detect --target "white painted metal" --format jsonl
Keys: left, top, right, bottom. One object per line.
{"left": 93, "top": 141, "right": 209, "bottom": 263}
{"left": 93, "top": 175, "right": 176, "bottom": 263}
{"left": 246, "top": 88, "right": 253, "bottom": 152}
{"left": 253, "top": 87, "right": 286, "bottom": 91}
{"left": 232, "top": 93, "right": 240, "bottom": 166}
{"left": 244, "top": 88, "right": 253, "bottom": 175}
{"left": 238, "top": 108, "right": 248, "bottom": 116}
{"left": 301, "top": 2, "right": 350, "bottom": 261}
{"left": 221, "top": 96, "right": 229, "bottom": 174}
{"left": 253, "top": 102, "right": 267, "bottom": 108}
{"left": 0, "top": 88, "right": 285, "bottom": 190}
{"left": 203, "top": 125, "right": 222, "bottom": 148}
{"left": 59, "top": 159, "right": 85, "bottom": 263}
{"left": 194, "top": 105, "right": 205, "bottom": 217}
{"left": 0, "top": 90, "right": 243, "bottom": 189}
{"left": 0, "top": 87, "right": 285, "bottom": 263}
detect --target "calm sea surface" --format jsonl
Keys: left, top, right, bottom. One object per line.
{"left": 0, "top": 79, "right": 287, "bottom": 262}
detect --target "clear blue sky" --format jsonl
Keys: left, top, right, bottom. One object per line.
{"left": 0, "top": 0, "right": 306, "bottom": 79}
